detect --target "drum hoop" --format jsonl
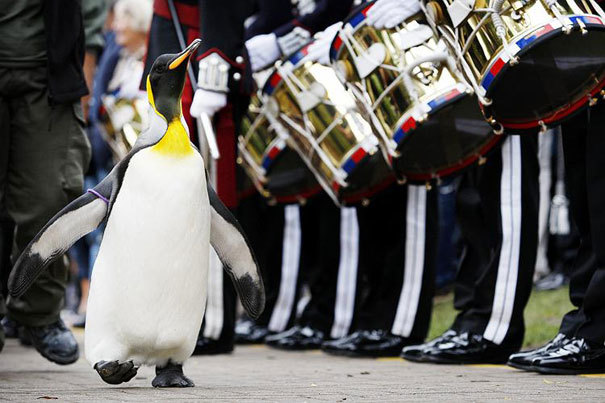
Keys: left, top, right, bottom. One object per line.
{"left": 330, "top": 2, "right": 375, "bottom": 63}
{"left": 337, "top": 174, "right": 396, "bottom": 205}
{"left": 262, "top": 44, "right": 312, "bottom": 96}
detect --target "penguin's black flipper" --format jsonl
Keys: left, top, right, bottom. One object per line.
{"left": 8, "top": 186, "right": 110, "bottom": 298}
{"left": 207, "top": 183, "right": 265, "bottom": 319}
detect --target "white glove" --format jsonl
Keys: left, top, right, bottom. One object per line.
{"left": 190, "top": 88, "right": 227, "bottom": 118}
{"left": 245, "top": 33, "right": 281, "bottom": 72}
{"left": 306, "top": 22, "right": 343, "bottom": 65}
{"left": 366, "top": 0, "right": 421, "bottom": 29}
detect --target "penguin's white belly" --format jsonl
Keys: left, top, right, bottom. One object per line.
{"left": 85, "top": 149, "right": 210, "bottom": 366}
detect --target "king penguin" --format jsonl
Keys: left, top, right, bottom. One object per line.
{"left": 8, "top": 39, "right": 265, "bottom": 388}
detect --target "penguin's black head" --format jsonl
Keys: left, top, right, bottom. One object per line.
{"left": 147, "top": 39, "right": 201, "bottom": 122}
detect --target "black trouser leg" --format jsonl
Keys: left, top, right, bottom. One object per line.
{"left": 298, "top": 194, "right": 341, "bottom": 335}
{"left": 453, "top": 135, "right": 539, "bottom": 348}
{"left": 567, "top": 102, "right": 605, "bottom": 345}
{"left": 559, "top": 112, "right": 598, "bottom": 336}
{"left": 354, "top": 184, "right": 437, "bottom": 342}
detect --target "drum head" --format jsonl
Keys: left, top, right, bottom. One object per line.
{"left": 265, "top": 148, "right": 320, "bottom": 203}
{"left": 392, "top": 93, "right": 501, "bottom": 182}
{"left": 487, "top": 27, "right": 605, "bottom": 127}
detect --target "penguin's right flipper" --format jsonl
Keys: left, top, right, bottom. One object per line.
{"left": 8, "top": 188, "right": 109, "bottom": 298}
{"left": 207, "top": 184, "right": 265, "bottom": 320}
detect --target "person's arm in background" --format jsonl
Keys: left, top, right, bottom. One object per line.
{"left": 191, "top": 0, "right": 254, "bottom": 119}
{"left": 81, "top": 0, "right": 108, "bottom": 122}
{"left": 244, "top": 0, "right": 294, "bottom": 40}
{"left": 275, "top": 0, "right": 353, "bottom": 38}
{"left": 245, "top": 0, "right": 354, "bottom": 72}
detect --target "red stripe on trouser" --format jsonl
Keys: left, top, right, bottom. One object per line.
{"left": 215, "top": 105, "right": 238, "bottom": 209}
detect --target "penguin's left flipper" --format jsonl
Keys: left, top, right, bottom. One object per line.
{"left": 8, "top": 187, "right": 109, "bottom": 298}
{"left": 207, "top": 184, "right": 265, "bottom": 319}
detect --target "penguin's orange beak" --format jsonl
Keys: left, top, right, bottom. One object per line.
{"left": 169, "top": 39, "right": 202, "bottom": 70}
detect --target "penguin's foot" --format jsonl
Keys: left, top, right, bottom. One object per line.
{"left": 152, "top": 361, "right": 194, "bottom": 388}
{"left": 94, "top": 360, "right": 138, "bottom": 385}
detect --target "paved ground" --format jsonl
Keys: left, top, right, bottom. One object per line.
{"left": 1, "top": 329, "right": 604, "bottom": 402}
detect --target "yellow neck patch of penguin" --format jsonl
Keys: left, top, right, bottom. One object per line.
{"left": 152, "top": 119, "right": 193, "bottom": 156}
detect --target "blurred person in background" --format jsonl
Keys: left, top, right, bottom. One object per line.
{"left": 0, "top": 0, "right": 106, "bottom": 362}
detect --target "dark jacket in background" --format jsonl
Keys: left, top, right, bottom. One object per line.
{"left": 43, "top": 0, "right": 88, "bottom": 104}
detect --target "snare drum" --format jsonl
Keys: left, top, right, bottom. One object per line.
{"left": 239, "top": 89, "right": 320, "bottom": 204}
{"left": 331, "top": 3, "right": 500, "bottom": 183}
{"left": 425, "top": 0, "right": 605, "bottom": 129}
{"left": 263, "top": 44, "right": 395, "bottom": 205}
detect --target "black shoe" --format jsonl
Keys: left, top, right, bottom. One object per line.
{"left": 235, "top": 319, "right": 272, "bottom": 344}
{"left": 192, "top": 337, "right": 234, "bottom": 355}
{"left": 531, "top": 338, "right": 605, "bottom": 375}
{"left": 24, "top": 319, "right": 79, "bottom": 365}
{"left": 401, "top": 329, "right": 458, "bottom": 362}
{"left": 507, "top": 333, "right": 571, "bottom": 371}
{"left": 0, "top": 323, "right": 4, "bottom": 354}
{"left": 1, "top": 317, "right": 19, "bottom": 339}
{"left": 322, "top": 330, "right": 413, "bottom": 358}
{"left": 265, "top": 326, "right": 324, "bottom": 350}
{"left": 420, "top": 332, "right": 519, "bottom": 364}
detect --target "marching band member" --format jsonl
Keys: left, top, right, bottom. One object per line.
{"left": 243, "top": 0, "right": 358, "bottom": 350}
{"left": 403, "top": 133, "right": 540, "bottom": 364}
{"left": 280, "top": 14, "right": 441, "bottom": 357}
{"left": 235, "top": 0, "right": 304, "bottom": 344}
{"left": 361, "top": 0, "right": 540, "bottom": 363}
{"left": 509, "top": 102, "right": 605, "bottom": 374}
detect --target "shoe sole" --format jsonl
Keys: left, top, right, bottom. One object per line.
{"left": 24, "top": 329, "right": 79, "bottom": 366}
{"left": 35, "top": 346, "right": 79, "bottom": 365}
{"left": 265, "top": 343, "right": 321, "bottom": 351}
{"left": 234, "top": 340, "right": 266, "bottom": 345}
{"left": 507, "top": 360, "right": 537, "bottom": 371}
{"left": 422, "top": 353, "right": 509, "bottom": 365}
{"left": 401, "top": 353, "right": 431, "bottom": 363}
{"left": 532, "top": 365, "right": 605, "bottom": 375}
{"left": 322, "top": 348, "right": 401, "bottom": 359}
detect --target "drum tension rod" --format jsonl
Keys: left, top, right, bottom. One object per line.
{"left": 538, "top": 120, "right": 548, "bottom": 134}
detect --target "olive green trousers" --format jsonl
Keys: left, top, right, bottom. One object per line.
{"left": 0, "top": 66, "right": 90, "bottom": 327}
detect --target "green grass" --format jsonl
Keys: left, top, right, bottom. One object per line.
{"left": 427, "top": 286, "right": 574, "bottom": 348}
